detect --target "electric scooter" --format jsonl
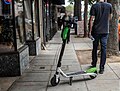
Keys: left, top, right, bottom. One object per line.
{"left": 50, "top": 25, "right": 97, "bottom": 86}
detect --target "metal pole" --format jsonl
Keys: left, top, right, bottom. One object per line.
{"left": 36, "top": 0, "right": 40, "bottom": 37}
{"left": 46, "top": 1, "right": 48, "bottom": 41}
{"left": 12, "top": 0, "right": 17, "bottom": 51}
{"left": 49, "top": 0, "right": 52, "bottom": 39}
{"left": 30, "top": 0, "right": 34, "bottom": 40}
{"left": 23, "top": 0, "right": 26, "bottom": 42}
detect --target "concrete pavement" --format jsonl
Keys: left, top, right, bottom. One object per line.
{"left": 1, "top": 30, "right": 120, "bottom": 91}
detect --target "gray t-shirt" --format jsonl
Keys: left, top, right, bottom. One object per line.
{"left": 90, "top": 2, "right": 112, "bottom": 34}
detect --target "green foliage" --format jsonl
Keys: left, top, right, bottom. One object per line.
{"left": 68, "top": 0, "right": 74, "bottom": 4}
{"left": 66, "top": 5, "right": 74, "bottom": 12}
{"left": 89, "top": 0, "right": 96, "bottom": 5}
{"left": 68, "top": 0, "right": 97, "bottom": 5}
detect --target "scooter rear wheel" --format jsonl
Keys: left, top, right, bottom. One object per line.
{"left": 90, "top": 75, "right": 97, "bottom": 79}
{"left": 51, "top": 76, "right": 60, "bottom": 86}
{"left": 90, "top": 71, "right": 97, "bottom": 79}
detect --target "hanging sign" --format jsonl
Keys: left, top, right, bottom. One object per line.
{"left": 4, "top": 0, "right": 11, "bottom": 5}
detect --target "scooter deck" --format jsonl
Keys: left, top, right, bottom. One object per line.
{"left": 66, "top": 71, "right": 97, "bottom": 77}
{"left": 66, "top": 71, "right": 86, "bottom": 76}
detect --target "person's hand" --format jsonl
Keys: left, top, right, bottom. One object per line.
{"left": 88, "top": 32, "right": 91, "bottom": 38}
{"left": 88, "top": 32, "right": 95, "bottom": 41}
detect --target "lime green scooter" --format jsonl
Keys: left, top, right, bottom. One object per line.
{"left": 51, "top": 26, "right": 97, "bottom": 86}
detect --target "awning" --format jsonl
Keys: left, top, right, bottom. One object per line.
{"left": 52, "top": 0, "right": 65, "bottom": 5}
{"left": 43, "top": 0, "right": 65, "bottom": 5}
{"left": 43, "top": 0, "right": 47, "bottom": 3}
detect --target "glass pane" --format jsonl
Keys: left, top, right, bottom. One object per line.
{"left": 0, "top": 1, "right": 14, "bottom": 52}
{"left": 15, "top": 0, "right": 25, "bottom": 49}
{"left": 24, "top": 0, "right": 33, "bottom": 40}
{"left": 24, "top": 0, "right": 39, "bottom": 41}
{"left": 33, "top": 1, "right": 39, "bottom": 40}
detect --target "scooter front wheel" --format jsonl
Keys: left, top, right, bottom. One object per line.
{"left": 51, "top": 76, "right": 60, "bottom": 86}
{"left": 90, "top": 75, "right": 97, "bottom": 79}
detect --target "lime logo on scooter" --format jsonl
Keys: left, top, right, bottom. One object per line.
{"left": 86, "top": 67, "right": 97, "bottom": 73}
{"left": 4, "top": 0, "right": 11, "bottom": 4}
{"left": 61, "top": 26, "right": 69, "bottom": 40}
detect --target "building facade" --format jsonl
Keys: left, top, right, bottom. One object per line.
{"left": 0, "top": 0, "right": 65, "bottom": 77}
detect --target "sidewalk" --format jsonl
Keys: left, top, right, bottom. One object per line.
{"left": 1, "top": 30, "right": 120, "bottom": 91}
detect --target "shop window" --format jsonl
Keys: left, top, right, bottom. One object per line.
{"left": 2, "top": 0, "right": 11, "bottom": 15}
{"left": 0, "top": 1, "right": 14, "bottom": 52}
{"left": 33, "top": 0, "right": 39, "bottom": 40}
{"left": 0, "top": 0, "right": 26, "bottom": 52}
{"left": 24, "top": 0, "right": 39, "bottom": 41}
{"left": 14, "top": 0, "right": 25, "bottom": 49}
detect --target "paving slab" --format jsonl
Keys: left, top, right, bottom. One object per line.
{"left": 41, "top": 48, "right": 59, "bottom": 52}
{"left": 8, "top": 82, "right": 47, "bottom": 91}
{"left": 17, "top": 72, "right": 50, "bottom": 82}
{"left": 40, "top": 50, "right": 58, "bottom": 53}
{"left": 49, "top": 37, "right": 61, "bottom": 42}
{"left": 63, "top": 49, "right": 76, "bottom": 52}
{"left": 61, "top": 59, "right": 78, "bottom": 62}
{"left": 47, "top": 80, "right": 87, "bottom": 91}
{"left": 87, "top": 43, "right": 93, "bottom": 48}
{"left": 62, "top": 55, "right": 78, "bottom": 60}
{"left": 94, "top": 71, "right": 118, "bottom": 80}
{"left": 0, "top": 77, "right": 19, "bottom": 91}
{"left": 34, "top": 56, "right": 55, "bottom": 60}
{"left": 46, "top": 45, "right": 60, "bottom": 50}
{"left": 86, "top": 79, "right": 120, "bottom": 91}
{"left": 64, "top": 52, "right": 76, "bottom": 55}
{"left": 71, "top": 36, "right": 85, "bottom": 42}
{"left": 29, "top": 56, "right": 35, "bottom": 61}
{"left": 61, "top": 60, "right": 80, "bottom": 66}
{"left": 30, "top": 59, "right": 54, "bottom": 66}
{"left": 108, "top": 63, "right": 120, "bottom": 70}
{"left": 25, "top": 65, "right": 52, "bottom": 73}
{"left": 36, "top": 54, "right": 55, "bottom": 57}
{"left": 73, "top": 43, "right": 92, "bottom": 50}
{"left": 51, "top": 64, "right": 81, "bottom": 72}
{"left": 112, "top": 70, "right": 120, "bottom": 78}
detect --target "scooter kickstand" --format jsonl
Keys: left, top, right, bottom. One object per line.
{"left": 69, "top": 77, "right": 73, "bottom": 85}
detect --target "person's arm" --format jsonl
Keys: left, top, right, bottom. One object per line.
{"left": 109, "top": 14, "right": 112, "bottom": 20}
{"left": 88, "top": 4, "right": 95, "bottom": 37}
{"left": 88, "top": 16, "right": 94, "bottom": 37}
{"left": 109, "top": 4, "right": 113, "bottom": 20}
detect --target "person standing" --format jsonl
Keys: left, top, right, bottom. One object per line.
{"left": 88, "top": 0, "right": 112, "bottom": 74}
{"left": 57, "top": 9, "right": 62, "bottom": 30}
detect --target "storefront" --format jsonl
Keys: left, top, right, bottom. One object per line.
{"left": 42, "top": 0, "right": 65, "bottom": 46}
{"left": 0, "top": 0, "right": 64, "bottom": 77}
{"left": 0, "top": 0, "right": 41, "bottom": 77}
{"left": 24, "top": 0, "right": 41, "bottom": 56}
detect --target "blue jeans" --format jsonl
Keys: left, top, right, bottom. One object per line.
{"left": 91, "top": 34, "right": 108, "bottom": 69}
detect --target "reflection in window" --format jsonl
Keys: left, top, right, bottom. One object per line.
{"left": 33, "top": 1, "right": 39, "bottom": 40}
{"left": 25, "top": 18, "right": 33, "bottom": 40}
{"left": 0, "top": 1, "right": 14, "bottom": 52}
{"left": 15, "top": 0, "right": 25, "bottom": 49}
{"left": 24, "top": 0, "right": 39, "bottom": 41}
{"left": 24, "top": 0, "right": 33, "bottom": 40}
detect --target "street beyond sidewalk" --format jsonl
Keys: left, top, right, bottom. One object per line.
{"left": 1, "top": 30, "right": 120, "bottom": 91}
